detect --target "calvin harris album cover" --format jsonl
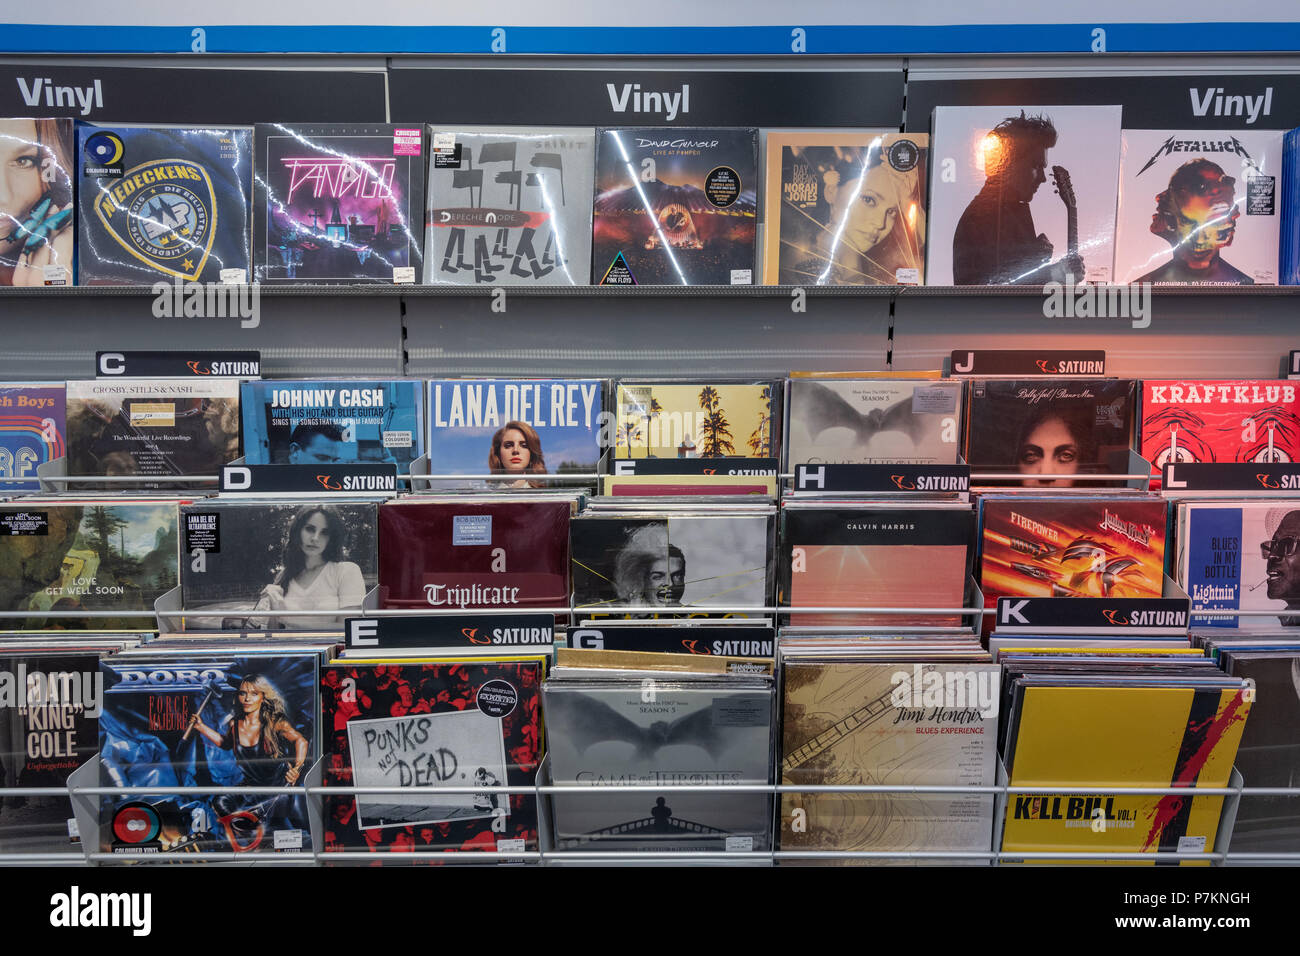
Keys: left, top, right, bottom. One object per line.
{"left": 0, "top": 118, "right": 74, "bottom": 286}
{"left": 785, "top": 378, "right": 961, "bottom": 466}
{"left": 0, "top": 384, "right": 64, "bottom": 493}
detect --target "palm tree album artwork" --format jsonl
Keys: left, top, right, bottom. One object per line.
{"left": 614, "top": 381, "right": 774, "bottom": 460}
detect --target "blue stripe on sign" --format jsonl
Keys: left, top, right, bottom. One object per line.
{"left": 2, "top": 22, "right": 1300, "bottom": 55}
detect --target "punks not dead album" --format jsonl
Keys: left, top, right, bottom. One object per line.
{"left": 927, "top": 105, "right": 1122, "bottom": 285}
{"left": 320, "top": 659, "right": 544, "bottom": 856}
{"left": 0, "top": 384, "right": 64, "bottom": 493}
{"left": 378, "top": 499, "right": 571, "bottom": 613}
{"left": 241, "top": 380, "right": 426, "bottom": 469}
{"left": 180, "top": 501, "right": 379, "bottom": 630}
{"left": 614, "top": 381, "right": 775, "bottom": 460}
{"left": 784, "top": 378, "right": 961, "bottom": 467}
{"left": 424, "top": 127, "right": 594, "bottom": 286}
{"left": 1, "top": 118, "right": 74, "bottom": 286}
{"left": 99, "top": 652, "right": 318, "bottom": 855}
{"left": 254, "top": 124, "right": 424, "bottom": 284}
{"left": 592, "top": 128, "right": 758, "bottom": 285}
{"left": 77, "top": 125, "right": 252, "bottom": 285}
{"left": 763, "top": 131, "right": 929, "bottom": 286}
{"left": 1115, "top": 129, "right": 1283, "bottom": 285}
{"left": 964, "top": 379, "right": 1136, "bottom": 486}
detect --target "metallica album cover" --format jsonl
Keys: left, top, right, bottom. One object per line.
{"left": 592, "top": 128, "right": 758, "bottom": 285}
{"left": 615, "top": 380, "right": 775, "bottom": 460}
{"left": 0, "top": 501, "right": 178, "bottom": 629}
{"left": 77, "top": 125, "right": 252, "bottom": 285}
{"left": 543, "top": 677, "right": 775, "bottom": 851}
{"left": 66, "top": 379, "right": 240, "bottom": 488}
{"left": 254, "top": 123, "right": 425, "bottom": 284}
{"left": 571, "top": 512, "right": 774, "bottom": 618}
{"left": 784, "top": 378, "right": 961, "bottom": 467}
{"left": 180, "top": 501, "right": 378, "bottom": 630}
{"left": 427, "top": 378, "right": 604, "bottom": 487}
{"left": 1177, "top": 500, "right": 1300, "bottom": 628}
{"left": 964, "top": 379, "right": 1136, "bottom": 486}
{"left": 99, "top": 652, "right": 318, "bottom": 855}
{"left": 780, "top": 503, "right": 973, "bottom": 627}
{"left": 1139, "top": 380, "right": 1300, "bottom": 481}
{"left": 0, "top": 650, "right": 100, "bottom": 854}
{"left": 781, "top": 660, "right": 998, "bottom": 862}
{"left": 241, "top": 379, "right": 426, "bottom": 469}
{"left": 1, "top": 118, "right": 74, "bottom": 286}
{"left": 763, "top": 131, "right": 928, "bottom": 286}
{"left": 320, "top": 659, "right": 544, "bottom": 857}
{"left": 927, "top": 105, "right": 1122, "bottom": 285}
{"left": 1115, "top": 129, "right": 1283, "bottom": 285}
{"left": 378, "top": 498, "right": 571, "bottom": 613}
{"left": 424, "top": 127, "right": 595, "bottom": 286}
{"left": 0, "top": 383, "right": 64, "bottom": 493}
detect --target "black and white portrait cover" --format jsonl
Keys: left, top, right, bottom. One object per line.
{"left": 964, "top": 379, "right": 1136, "bottom": 486}
{"left": 180, "top": 501, "right": 378, "bottom": 630}
{"left": 570, "top": 512, "right": 774, "bottom": 618}
{"left": 425, "top": 126, "right": 595, "bottom": 286}
{"left": 927, "top": 105, "right": 1122, "bottom": 285}
{"left": 1115, "top": 129, "right": 1283, "bottom": 285}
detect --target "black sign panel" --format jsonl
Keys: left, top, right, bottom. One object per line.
{"left": 949, "top": 349, "right": 1106, "bottom": 377}
{"left": 1288, "top": 350, "right": 1300, "bottom": 379}
{"left": 611, "top": 457, "right": 778, "bottom": 477}
{"left": 906, "top": 74, "right": 1300, "bottom": 132}
{"left": 345, "top": 614, "right": 555, "bottom": 650}
{"left": 220, "top": 463, "right": 398, "bottom": 494}
{"left": 566, "top": 624, "right": 776, "bottom": 658}
{"left": 995, "top": 595, "right": 1190, "bottom": 633}
{"left": 0, "top": 65, "right": 386, "bottom": 123}
{"left": 96, "top": 350, "right": 261, "bottom": 379}
{"left": 389, "top": 68, "right": 903, "bottom": 127}
{"left": 1162, "top": 462, "right": 1300, "bottom": 492}
{"left": 793, "top": 463, "right": 970, "bottom": 494}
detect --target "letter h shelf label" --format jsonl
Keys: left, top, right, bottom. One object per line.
{"left": 794, "top": 463, "right": 970, "bottom": 498}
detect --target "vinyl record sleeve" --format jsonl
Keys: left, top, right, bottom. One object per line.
{"left": 0, "top": 118, "right": 74, "bottom": 286}
{"left": 241, "top": 379, "right": 425, "bottom": 469}
{"left": 424, "top": 126, "right": 594, "bottom": 286}
{"left": 0, "top": 384, "right": 64, "bottom": 493}
{"left": 763, "top": 131, "right": 928, "bottom": 286}
{"left": 592, "top": 128, "right": 758, "bottom": 285}
{"left": 254, "top": 123, "right": 425, "bottom": 284}
{"left": 77, "top": 125, "right": 252, "bottom": 285}
{"left": 1115, "top": 129, "right": 1283, "bottom": 285}
{"left": 928, "top": 105, "right": 1122, "bottom": 285}
{"left": 614, "top": 381, "right": 775, "bottom": 460}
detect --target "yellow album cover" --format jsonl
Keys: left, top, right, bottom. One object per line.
{"left": 614, "top": 382, "right": 774, "bottom": 459}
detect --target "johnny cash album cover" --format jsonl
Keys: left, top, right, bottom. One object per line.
{"left": 424, "top": 127, "right": 594, "bottom": 286}
{"left": 784, "top": 378, "right": 961, "bottom": 467}
{"left": 0, "top": 384, "right": 64, "bottom": 493}
{"left": 378, "top": 499, "right": 571, "bottom": 612}
{"left": 241, "top": 380, "right": 426, "bottom": 469}
{"left": 0, "top": 501, "right": 178, "bottom": 629}
{"left": 99, "top": 653, "right": 317, "bottom": 855}
{"left": 1115, "top": 129, "right": 1283, "bottom": 285}
{"left": 427, "top": 378, "right": 603, "bottom": 487}
{"left": 320, "top": 659, "right": 543, "bottom": 857}
{"left": 592, "top": 128, "right": 758, "bottom": 285}
{"left": 570, "top": 512, "right": 774, "bottom": 618}
{"left": 0, "top": 118, "right": 74, "bottom": 286}
{"left": 180, "top": 501, "right": 378, "bottom": 630}
{"left": 66, "top": 379, "right": 240, "bottom": 487}
{"left": 615, "top": 380, "right": 775, "bottom": 460}
{"left": 763, "top": 131, "right": 929, "bottom": 286}
{"left": 0, "top": 651, "right": 100, "bottom": 854}
{"left": 77, "top": 125, "right": 252, "bottom": 285}
{"left": 965, "top": 379, "right": 1136, "bottom": 486}
{"left": 927, "top": 105, "right": 1122, "bottom": 285}
{"left": 254, "top": 124, "right": 425, "bottom": 284}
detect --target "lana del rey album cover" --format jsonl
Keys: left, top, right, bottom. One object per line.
{"left": 592, "top": 128, "right": 758, "bottom": 285}
{"left": 1, "top": 118, "right": 74, "bottom": 286}
{"left": 254, "top": 123, "right": 425, "bottom": 284}
{"left": 320, "top": 659, "right": 543, "bottom": 856}
{"left": 77, "top": 125, "right": 252, "bottom": 285}
{"left": 1115, "top": 129, "right": 1283, "bottom": 285}
{"left": 927, "top": 105, "right": 1122, "bottom": 285}
{"left": 424, "top": 126, "right": 595, "bottom": 286}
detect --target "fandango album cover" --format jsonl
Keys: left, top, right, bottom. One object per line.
{"left": 77, "top": 125, "right": 252, "bottom": 285}
{"left": 99, "top": 654, "right": 317, "bottom": 855}
{"left": 0, "top": 118, "right": 74, "bottom": 286}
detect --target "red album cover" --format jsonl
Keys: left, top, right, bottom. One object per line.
{"left": 378, "top": 499, "right": 570, "bottom": 612}
{"left": 320, "top": 660, "right": 543, "bottom": 859}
